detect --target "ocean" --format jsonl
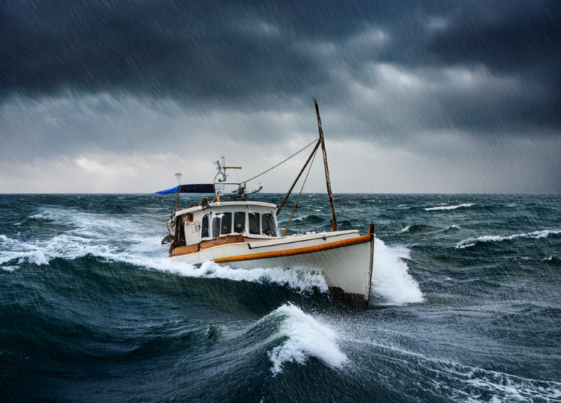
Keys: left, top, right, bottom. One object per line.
{"left": 1, "top": 193, "right": 560, "bottom": 402}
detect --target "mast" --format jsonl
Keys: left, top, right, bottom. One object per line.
{"left": 314, "top": 99, "right": 337, "bottom": 232}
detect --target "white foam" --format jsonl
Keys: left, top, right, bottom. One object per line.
{"left": 0, "top": 208, "right": 327, "bottom": 293}
{"left": 265, "top": 304, "right": 347, "bottom": 375}
{"left": 372, "top": 239, "right": 424, "bottom": 305}
{"left": 358, "top": 340, "right": 561, "bottom": 401}
{"left": 1, "top": 265, "right": 18, "bottom": 272}
{"left": 457, "top": 229, "right": 561, "bottom": 249}
{"left": 425, "top": 203, "right": 474, "bottom": 211}
{"left": 0, "top": 234, "right": 18, "bottom": 244}
{"left": 5, "top": 207, "right": 424, "bottom": 300}
{"left": 399, "top": 225, "right": 411, "bottom": 233}
{"left": 462, "top": 368, "right": 561, "bottom": 401}
{"left": 126, "top": 259, "right": 329, "bottom": 293}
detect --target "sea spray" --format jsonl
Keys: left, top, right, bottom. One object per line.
{"left": 145, "top": 261, "right": 329, "bottom": 293}
{"left": 0, "top": 210, "right": 329, "bottom": 293}
{"left": 265, "top": 304, "right": 347, "bottom": 374}
{"left": 372, "top": 239, "right": 423, "bottom": 305}
{"left": 1, "top": 208, "right": 425, "bottom": 301}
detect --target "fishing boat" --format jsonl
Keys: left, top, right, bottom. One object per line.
{"left": 157, "top": 100, "right": 374, "bottom": 305}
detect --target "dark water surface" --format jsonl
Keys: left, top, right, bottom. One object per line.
{"left": 1, "top": 194, "right": 560, "bottom": 402}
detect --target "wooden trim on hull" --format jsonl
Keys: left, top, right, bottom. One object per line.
{"left": 171, "top": 234, "right": 244, "bottom": 257}
{"left": 213, "top": 233, "right": 374, "bottom": 264}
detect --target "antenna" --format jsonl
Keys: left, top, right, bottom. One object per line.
{"left": 175, "top": 173, "right": 182, "bottom": 211}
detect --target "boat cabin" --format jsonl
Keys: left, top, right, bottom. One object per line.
{"left": 170, "top": 201, "right": 279, "bottom": 256}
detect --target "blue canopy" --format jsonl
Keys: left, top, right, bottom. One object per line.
{"left": 156, "top": 184, "right": 216, "bottom": 194}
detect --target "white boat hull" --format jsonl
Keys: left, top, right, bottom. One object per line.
{"left": 171, "top": 230, "right": 374, "bottom": 303}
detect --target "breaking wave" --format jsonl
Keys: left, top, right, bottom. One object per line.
{"left": 263, "top": 304, "right": 347, "bottom": 375}
{"left": 457, "top": 229, "right": 561, "bottom": 249}
{"left": 0, "top": 208, "right": 328, "bottom": 293}
{"left": 1, "top": 207, "right": 423, "bottom": 301}
{"left": 425, "top": 203, "right": 474, "bottom": 211}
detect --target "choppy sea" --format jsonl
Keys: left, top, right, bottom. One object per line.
{"left": 1, "top": 194, "right": 560, "bottom": 402}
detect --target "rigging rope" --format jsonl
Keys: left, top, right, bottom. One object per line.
{"left": 282, "top": 145, "right": 318, "bottom": 237}
{"left": 242, "top": 139, "right": 318, "bottom": 183}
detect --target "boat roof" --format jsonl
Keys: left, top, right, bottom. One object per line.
{"left": 175, "top": 201, "right": 277, "bottom": 217}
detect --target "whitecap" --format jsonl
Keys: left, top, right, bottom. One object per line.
{"left": 1, "top": 265, "right": 19, "bottom": 272}
{"left": 399, "top": 225, "right": 411, "bottom": 233}
{"left": 134, "top": 260, "right": 329, "bottom": 293}
{"left": 3, "top": 207, "right": 421, "bottom": 302}
{"left": 457, "top": 229, "right": 561, "bottom": 249}
{"left": 265, "top": 304, "right": 347, "bottom": 375}
{"left": 0, "top": 235, "right": 18, "bottom": 244}
{"left": 425, "top": 203, "right": 474, "bottom": 211}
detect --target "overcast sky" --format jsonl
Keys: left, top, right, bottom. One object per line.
{"left": 1, "top": 0, "right": 560, "bottom": 193}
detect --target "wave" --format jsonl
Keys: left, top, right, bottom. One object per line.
{"left": 398, "top": 224, "right": 444, "bottom": 234}
{"left": 1, "top": 265, "right": 18, "bottom": 272}
{"left": 0, "top": 234, "right": 328, "bottom": 293}
{"left": 357, "top": 340, "right": 561, "bottom": 401}
{"left": 263, "top": 304, "right": 347, "bottom": 375}
{"left": 144, "top": 260, "right": 329, "bottom": 293}
{"left": 372, "top": 239, "right": 424, "bottom": 305}
{"left": 1, "top": 207, "right": 423, "bottom": 304}
{"left": 457, "top": 229, "right": 561, "bottom": 249}
{"left": 0, "top": 234, "right": 18, "bottom": 243}
{"left": 0, "top": 209, "right": 329, "bottom": 293}
{"left": 425, "top": 203, "right": 474, "bottom": 211}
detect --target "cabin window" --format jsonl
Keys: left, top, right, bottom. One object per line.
{"left": 212, "top": 217, "right": 221, "bottom": 238}
{"left": 221, "top": 212, "right": 232, "bottom": 235}
{"left": 249, "top": 213, "right": 260, "bottom": 235}
{"left": 262, "top": 213, "right": 277, "bottom": 237}
{"left": 234, "top": 212, "right": 245, "bottom": 234}
{"left": 202, "top": 215, "right": 210, "bottom": 238}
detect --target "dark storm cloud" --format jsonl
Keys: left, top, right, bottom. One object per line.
{"left": 0, "top": 0, "right": 332, "bottom": 102}
{"left": 1, "top": 0, "right": 560, "bottom": 137}
{"left": 1, "top": 0, "right": 561, "bottom": 188}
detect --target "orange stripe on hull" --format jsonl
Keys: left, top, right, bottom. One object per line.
{"left": 213, "top": 233, "right": 373, "bottom": 264}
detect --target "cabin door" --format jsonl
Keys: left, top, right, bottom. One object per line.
{"left": 184, "top": 221, "right": 200, "bottom": 245}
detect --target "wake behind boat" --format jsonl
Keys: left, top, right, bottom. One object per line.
{"left": 157, "top": 100, "right": 374, "bottom": 305}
